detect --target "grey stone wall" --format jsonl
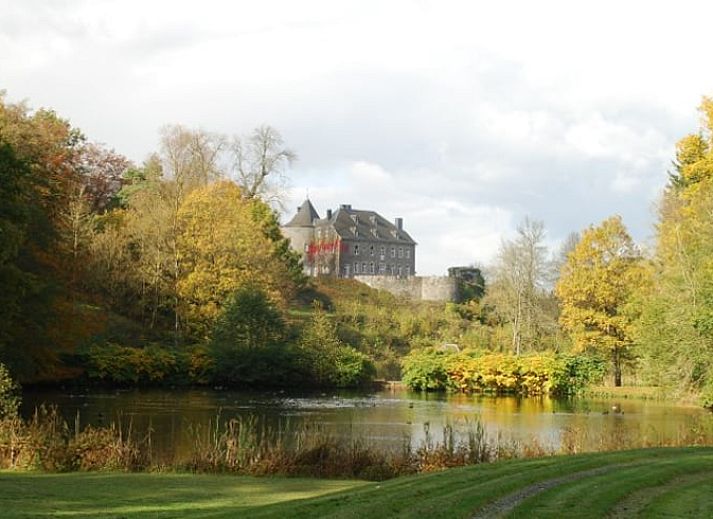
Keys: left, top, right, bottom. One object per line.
{"left": 354, "top": 275, "right": 459, "bottom": 302}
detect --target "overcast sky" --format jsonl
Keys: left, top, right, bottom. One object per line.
{"left": 2, "top": 0, "right": 713, "bottom": 274}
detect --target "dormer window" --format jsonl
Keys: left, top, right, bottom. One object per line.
{"left": 369, "top": 215, "right": 376, "bottom": 225}
{"left": 371, "top": 228, "right": 378, "bottom": 238}
{"left": 351, "top": 214, "right": 359, "bottom": 224}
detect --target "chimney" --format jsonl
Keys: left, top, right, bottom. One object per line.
{"left": 340, "top": 204, "right": 352, "bottom": 210}
{"left": 326, "top": 209, "right": 333, "bottom": 220}
{"left": 395, "top": 217, "right": 403, "bottom": 230}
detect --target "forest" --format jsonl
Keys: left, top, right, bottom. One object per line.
{"left": 1, "top": 92, "right": 713, "bottom": 408}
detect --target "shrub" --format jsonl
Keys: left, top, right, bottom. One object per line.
{"left": 298, "top": 302, "right": 376, "bottom": 387}
{"left": 401, "top": 349, "right": 450, "bottom": 391}
{"left": 85, "top": 343, "right": 181, "bottom": 385}
{"left": 550, "top": 354, "right": 607, "bottom": 396}
{"left": 701, "top": 376, "right": 713, "bottom": 409}
{"left": 0, "top": 363, "right": 19, "bottom": 419}
{"left": 404, "top": 351, "right": 604, "bottom": 395}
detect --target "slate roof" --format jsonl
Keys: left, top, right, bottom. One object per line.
{"left": 283, "top": 199, "right": 320, "bottom": 227}
{"left": 319, "top": 206, "right": 416, "bottom": 245}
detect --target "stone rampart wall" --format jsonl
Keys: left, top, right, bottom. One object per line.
{"left": 354, "top": 275, "right": 459, "bottom": 302}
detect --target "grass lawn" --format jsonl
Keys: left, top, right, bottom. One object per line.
{"left": 2, "top": 447, "right": 713, "bottom": 518}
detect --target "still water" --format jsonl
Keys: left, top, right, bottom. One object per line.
{"left": 21, "top": 387, "right": 711, "bottom": 457}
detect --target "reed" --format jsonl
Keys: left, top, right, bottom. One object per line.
{"left": 1, "top": 407, "right": 712, "bottom": 480}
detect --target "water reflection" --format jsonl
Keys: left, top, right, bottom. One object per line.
{"left": 21, "top": 387, "right": 711, "bottom": 459}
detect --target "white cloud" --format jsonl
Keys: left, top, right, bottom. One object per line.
{"left": 2, "top": 0, "right": 712, "bottom": 273}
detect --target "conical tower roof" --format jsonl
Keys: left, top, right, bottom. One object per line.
{"left": 284, "top": 199, "right": 320, "bottom": 227}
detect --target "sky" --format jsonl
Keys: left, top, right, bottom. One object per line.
{"left": 2, "top": 0, "right": 713, "bottom": 274}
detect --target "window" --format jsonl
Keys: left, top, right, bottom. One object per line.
{"left": 398, "top": 247, "right": 404, "bottom": 258}
{"left": 379, "top": 263, "right": 386, "bottom": 274}
{"left": 404, "top": 266, "right": 410, "bottom": 276}
{"left": 354, "top": 262, "right": 360, "bottom": 274}
{"left": 354, "top": 244, "right": 359, "bottom": 256}
{"left": 397, "top": 266, "right": 402, "bottom": 277}
{"left": 391, "top": 247, "right": 396, "bottom": 258}
{"left": 369, "top": 262, "right": 375, "bottom": 274}
{"left": 370, "top": 245, "right": 375, "bottom": 256}
{"left": 380, "top": 246, "right": 385, "bottom": 260}
{"left": 344, "top": 265, "right": 351, "bottom": 277}
{"left": 362, "top": 262, "right": 367, "bottom": 274}
{"left": 405, "top": 248, "right": 410, "bottom": 259}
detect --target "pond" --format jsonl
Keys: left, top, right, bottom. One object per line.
{"left": 21, "top": 387, "right": 712, "bottom": 459}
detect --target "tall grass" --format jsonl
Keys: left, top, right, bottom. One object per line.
{"left": 1, "top": 408, "right": 712, "bottom": 480}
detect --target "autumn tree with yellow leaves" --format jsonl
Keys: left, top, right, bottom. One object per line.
{"left": 556, "top": 216, "right": 647, "bottom": 387}
{"left": 177, "top": 181, "right": 301, "bottom": 337}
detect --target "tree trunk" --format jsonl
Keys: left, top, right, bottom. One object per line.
{"left": 613, "top": 349, "right": 622, "bottom": 387}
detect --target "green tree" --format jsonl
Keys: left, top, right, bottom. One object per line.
{"left": 556, "top": 216, "right": 645, "bottom": 386}
{"left": 298, "top": 302, "right": 375, "bottom": 387}
{"left": 209, "top": 287, "right": 288, "bottom": 384}
{"left": 634, "top": 97, "right": 713, "bottom": 404}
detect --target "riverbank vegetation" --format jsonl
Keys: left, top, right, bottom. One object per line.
{"left": 1, "top": 447, "right": 713, "bottom": 518}
{"left": 1, "top": 402, "right": 712, "bottom": 480}
{"left": 2, "top": 91, "right": 713, "bottom": 406}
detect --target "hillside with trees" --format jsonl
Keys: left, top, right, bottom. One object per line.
{"left": 1, "top": 92, "right": 713, "bottom": 406}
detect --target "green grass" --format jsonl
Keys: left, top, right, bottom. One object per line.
{"left": 0, "top": 472, "right": 367, "bottom": 518}
{"left": 3, "top": 447, "right": 713, "bottom": 518}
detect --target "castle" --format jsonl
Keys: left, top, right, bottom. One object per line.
{"left": 281, "top": 200, "right": 416, "bottom": 278}
{"left": 282, "top": 200, "right": 471, "bottom": 302}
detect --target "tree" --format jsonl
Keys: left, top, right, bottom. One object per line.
{"left": 486, "top": 218, "right": 551, "bottom": 355}
{"left": 177, "top": 181, "right": 301, "bottom": 338}
{"left": 298, "top": 302, "right": 375, "bottom": 387}
{"left": 556, "top": 216, "right": 645, "bottom": 386}
{"left": 159, "top": 125, "right": 227, "bottom": 344}
{"left": 633, "top": 96, "right": 713, "bottom": 403}
{"left": 231, "top": 125, "right": 296, "bottom": 203}
{"left": 76, "top": 142, "right": 132, "bottom": 212}
{"left": 209, "top": 287, "right": 288, "bottom": 384}
{"left": 0, "top": 94, "right": 91, "bottom": 379}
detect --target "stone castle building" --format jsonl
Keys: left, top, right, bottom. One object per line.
{"left": 281, "top": 200, "right": 416, "bottom": 278}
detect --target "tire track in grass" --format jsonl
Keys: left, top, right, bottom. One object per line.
{"left": 470, "top": 464, "right": 629, "bottom": 519}
{"left": 607, "top": 470, "right": 713, "bottom": 518}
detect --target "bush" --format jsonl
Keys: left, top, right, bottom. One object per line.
{"left": 403, "top": 351, "right": 604, "bottom": 395}
{"left": 0, "top": 363, "right": 19, "bottom": 419}
{"left": 550, "top": 354, "right": 607, "bottom": 396}
{"left": 401, "top": 349, "right": 450, "bottom": 391}
{"left": 298, "top": 302, "right": 375, "bottom": 387}
{"left": 85, "top": 343, "right": 179, "bottom": 385}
